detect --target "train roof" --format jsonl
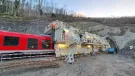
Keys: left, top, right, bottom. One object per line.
{"left": 0, "top": 30, "right": 51, "bottom": 39}
{"left": 40, "top": 34, "right": 51, "bottom": 37}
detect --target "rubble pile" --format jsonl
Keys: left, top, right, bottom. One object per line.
{"left": 118, "top": 40, "right": 135, "bottom": 58}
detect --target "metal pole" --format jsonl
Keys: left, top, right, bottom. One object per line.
{"left": 52, "top": 26, "right": 55, "bottom": 42}
{"left": 52, "top": 26, "right": 55, "bottom": 48}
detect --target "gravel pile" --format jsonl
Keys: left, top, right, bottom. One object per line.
{"left": 118, "top": 40, "right": 135, "bottom": 58}
{"left": 119, "top": 48, "right": 135, "bottom": 58}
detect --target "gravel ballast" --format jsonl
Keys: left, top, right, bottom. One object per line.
{"left": 0, "top": 54, "right": 135, "bottom": 76}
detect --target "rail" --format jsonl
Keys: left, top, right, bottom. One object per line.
{"left": 0, "top": 52, "right": 55, "bottom": 62}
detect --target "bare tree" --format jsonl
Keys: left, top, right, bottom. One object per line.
{"left": 20, "top": 0, "right": 25, "bottom": 16}
{"left": 38, "top": 0, "right": 43, "bottom": 16}
{"left": 63, "top": 4, "right": 67, "bottom": 15}
{"left": 50, "top": 0, "right": 54, "bottom": 13}
{"left": 28, "top": 0, "right": 32, "bottom": 17}
{"left": 0, "top": 0, "right": 8, "bottom": 13}
{"left": 13, "top": 0, "right": 20, "bottom": 17}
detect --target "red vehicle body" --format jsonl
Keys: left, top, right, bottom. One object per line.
{"left": 0, "top": 30, "right": 55, "bottom": 54}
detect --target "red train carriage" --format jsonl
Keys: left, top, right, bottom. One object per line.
{"left": 0, "top": 30, "right": 55, "bottom": 58}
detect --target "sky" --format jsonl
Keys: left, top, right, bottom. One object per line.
{"left": 53, "top": 0, "right": 135, "bottom": 17}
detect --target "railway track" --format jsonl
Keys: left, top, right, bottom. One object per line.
{"left": 0, "top": 52, "right": 55, "bottom": 62}
{"left": 0, "top": 53, "right": 91, "bottom": 74}
{"left": 0, "top": 51, "right": 90, "bottom": 62}
{"left": 0, "top": 60, "right": 59, "bottom": 74}
{"left": 0, "top": 52, "right": 57, "bottom": 72}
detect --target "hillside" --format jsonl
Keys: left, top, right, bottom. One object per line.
{"left": 0, "top": 18, "right": 51, "bottom": 34}
{"left": 1, "top": 16, "right": 135, "bottom": 36}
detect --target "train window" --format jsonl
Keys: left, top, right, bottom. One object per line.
{"left": 3, "top": 36, "right": 19, "bottom": 46}
{"left": 27, "top": 38, "right": 38, "bottom": 49}
{"left": 42, "top": 40, "right": 50, "bottom": 49}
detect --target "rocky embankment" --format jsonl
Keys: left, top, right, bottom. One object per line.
{"left": 0, "top": 19, "right": 51, "bottom": 34}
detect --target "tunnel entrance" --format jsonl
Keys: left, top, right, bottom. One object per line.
{"left": 106, "top": 37, "right": 119, "bottom": 53}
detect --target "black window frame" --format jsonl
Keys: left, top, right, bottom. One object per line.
{"left": 27, "top": 38, "right": 38, "bottom": 49}
{"left": 42, "top": 40, "right": 51, "bottom": 49}
{"left": 3, "top": 36, "right": 19, "bottom": 46}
